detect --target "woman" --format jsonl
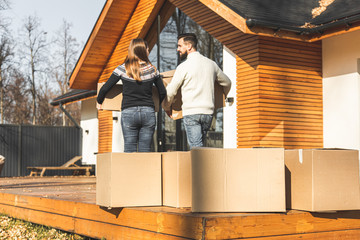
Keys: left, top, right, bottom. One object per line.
{"left": 97, "top": 39, "right": 166, "bottom": 152}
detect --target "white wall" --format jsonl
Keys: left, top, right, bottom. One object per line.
{"left": 323, "top": 30, "right": 360, "bottom": 150}
{"left": 223, "top": 47, "right": 237, "bottom": 148}
{"left": 81, "top": 98, "right": 124, "bottom": 166}
{"left": 112, "top": 111, "right": 124, "bottom": 152}
{"left": 81, "top": 98, "right": 98, "bottom": 165}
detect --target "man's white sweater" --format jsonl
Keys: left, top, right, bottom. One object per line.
{"left": 166, "top": 51, "right": 231, "bottom": 116}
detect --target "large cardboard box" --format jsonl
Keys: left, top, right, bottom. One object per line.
{"left": 191, "top": 148, "right": 286, "bottom": 212}
{"left": 96, "top": 152, "right": 162, "bottom": 208}
{"left": 162, "top": 151, "right": 192, "bottom": 208}
{"left": 161, "top": 70, "right": 225, "bottom": 120}
{"left": 96, "top": 83, "right": 160, "bottom": 112}
{"left": 285, "top": 149, "right": 360, "bottom": 211}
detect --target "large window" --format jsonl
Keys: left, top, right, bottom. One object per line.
{"left": 149, "top": 9, "right": 223, "bottom": 151}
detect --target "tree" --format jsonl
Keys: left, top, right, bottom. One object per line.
{"left": 19, "top": 15, "right": 48, "bottom": 125}
{"left": 36, "top": 80, "right": 62, "bottom": 126}
{"left": 0, "top": 0, "right": 9, "bottom": 10}
{"left": 0, "top": 0, "right": 13, "bottom": 124}
{"left": 52, "top": 20, "right": 79, "bottom": 126}
{"left": 0, "top": 0, "right": 10, "bottom": 32}
{"left": 3, "top": 68, "right": 31, "bottom": 124}
{"left": 0, "top": 36, "right": 13, "bottom": 123}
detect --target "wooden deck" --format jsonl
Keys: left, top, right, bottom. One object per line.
{"left": 1, "top": 177, "right": 360, "bottom": 239}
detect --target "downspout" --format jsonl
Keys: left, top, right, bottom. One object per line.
{"left": 59, "top": 103, "right": 81, "bottom": 129}
{"left": 59, "top": 103, "right": 83, "bottom": 157}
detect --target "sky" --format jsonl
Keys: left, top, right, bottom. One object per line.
{"left": 3, "top": 0, "right": 106, "bottom": 46}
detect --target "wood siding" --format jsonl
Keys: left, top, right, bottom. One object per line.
{"left": 234, "top": 36, "right": 261, "bottom": 148}
{"left": 255, "top": 37, "right": 323, "bottom": 148}
{"left": 170, "top": 0, "right": 323, "bottom": 149}
{"left": 98, "top": 110, "right": 113, "bottom": 153}
{"left": 234, "top": 36, "right": 323, "bottom": 148}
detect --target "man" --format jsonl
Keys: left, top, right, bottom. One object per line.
{"left": 164, "top": 33, "right": 231, "bottom": 149}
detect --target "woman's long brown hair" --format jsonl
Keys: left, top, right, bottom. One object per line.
{"left": 124, "top": 39, "right": 151, "bottom": 81}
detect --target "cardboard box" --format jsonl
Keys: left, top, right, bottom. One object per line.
{"left": 285, "top": 149, "right": 360, "bottom": 211}
{"left": 191, "top": 148, "right": 286, "bottom": 212}
{"left": 96, "top": 83, "right": 123, "bottom": 111}
{"left": 96, "top": 152, "right": 162, "bottom": 208}
{"left": 161, "top": 70, "right": 225, "bottom": 120}
{"left": 162, "top": 151, "right": 192, "bottom": 208}
{"left": 161, "top": 70, "right": 183, "bottom": 120}
{"left": 97, "top": 83, "right": 160, "bottom": 112}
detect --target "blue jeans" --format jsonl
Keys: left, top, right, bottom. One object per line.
{"left": 183, "top": 114, "right": 213, "bottom": 149}
{"left": 121, "top": 106, "right": 156, "bottom": 152}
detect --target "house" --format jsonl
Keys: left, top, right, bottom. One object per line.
{"left": 62, "top": 0, "right": 360, "bottom": 159}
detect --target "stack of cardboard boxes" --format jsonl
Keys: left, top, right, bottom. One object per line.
{"left": 96, "top": 148, "right": 360, "bottom": 212}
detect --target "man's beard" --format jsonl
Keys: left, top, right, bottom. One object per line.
{"left": 179, "top": 51, "right": 188, "bottom": 61}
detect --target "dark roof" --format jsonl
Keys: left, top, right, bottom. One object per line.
{"left": 50, "top": 89, "right": 97, "bottom": 106}
{"left": 219, "top": 0, "right": 360, "bottom": 34}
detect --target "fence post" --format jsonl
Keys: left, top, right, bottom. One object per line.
{"left": 17, "top": 124, "right": 22, "bottom": 176}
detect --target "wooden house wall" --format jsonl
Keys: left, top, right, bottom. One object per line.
{"left": 235, "top": 37, "right": 323, "bottom": 148}
{"left": 255, "top": 37, "right": 323, "bottom": 148}
{"left": 171, "top": 0, "right": 323, "bottom": 149}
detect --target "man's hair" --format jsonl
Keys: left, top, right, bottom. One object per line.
{"left": 178, "top": 33, "right": 197, "bottom": 50}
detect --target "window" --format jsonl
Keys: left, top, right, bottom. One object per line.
{"left": 149, "top": 9, "right": 223, "bottom": 151}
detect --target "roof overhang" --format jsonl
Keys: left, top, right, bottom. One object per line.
{"left": 192, "top": 0, "right": 360, "bottom": 42}
{"left": 50, "top": 89, "right": 97, "bottom": 107}
{"left": 69, "top": 0, "right": 360, "bottom": 92}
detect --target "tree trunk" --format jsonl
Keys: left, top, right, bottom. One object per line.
{"left": 0, "top": 68, "right": 3, "bottom": 124}
{"left": 31, "top": 62, "right": 36, "bottom": 125}
{"left": 32, "top": 88, "right": 36, "bottom": 125}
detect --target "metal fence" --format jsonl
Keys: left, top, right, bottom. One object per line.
{"left": 0, "top": 124, "right": 82, "bottom": 177}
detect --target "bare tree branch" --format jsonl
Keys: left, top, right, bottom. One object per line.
{"left": 19, "top": 15, "right": 48, "bottom": 125}
{"left": 51, "top": 19, "right": 79, "bottom": 126}
{"left": 0, "top": 35, "right": 14, "bottom": 123}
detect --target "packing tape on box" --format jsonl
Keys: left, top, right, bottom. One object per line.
{"left": 299, "top": 149, "right": 303, "bottom": 164}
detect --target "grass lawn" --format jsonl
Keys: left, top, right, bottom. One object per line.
{"left": 0, "top": 214, "right": 98, "bottom": 240}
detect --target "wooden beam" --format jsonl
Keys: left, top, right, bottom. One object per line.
{"left": 244, "top": 230, "right": 360, "bottom": 240}
{"left": 3, "top": 190, "right": 360, "bottom": 239}
{"left": 0, "top": 192, "right": 203, "bottom": 239}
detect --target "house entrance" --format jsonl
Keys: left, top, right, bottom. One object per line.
{"left": 149, "top": 9, "right": 224, "bottom": 151}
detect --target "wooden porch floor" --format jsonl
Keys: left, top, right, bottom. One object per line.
{"left": 1, "top": 176, "right": 360, "bottom": 239}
